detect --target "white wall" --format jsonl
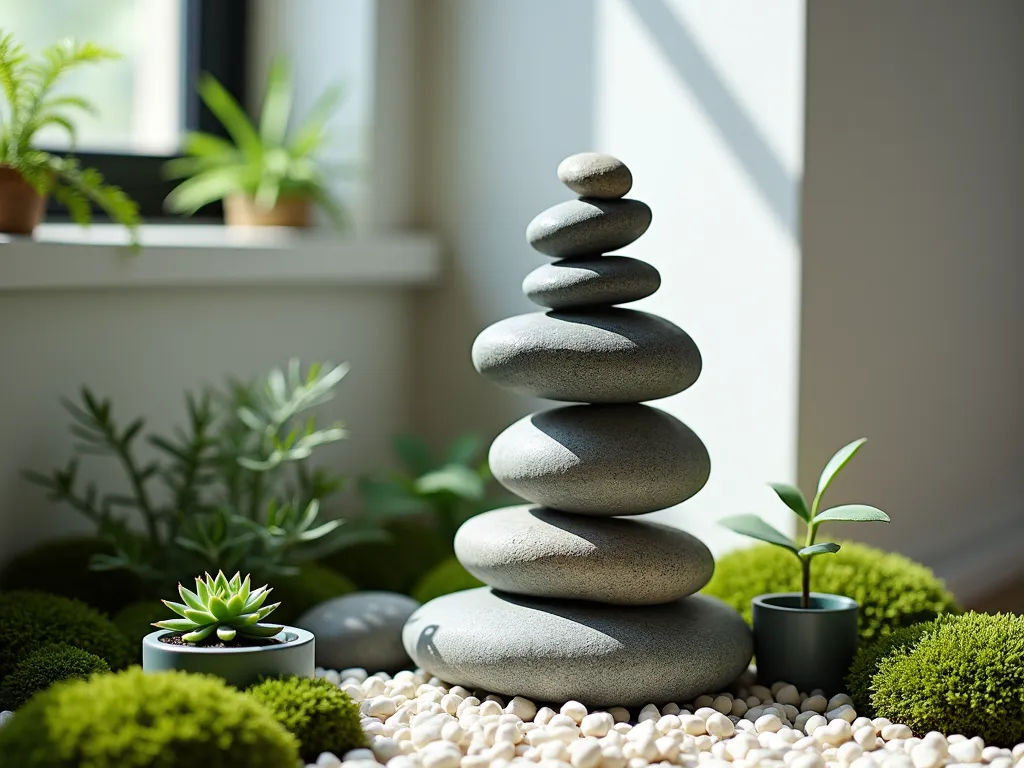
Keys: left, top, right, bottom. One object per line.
{"left": 800, "top": 0, "right": 1024, "bottom": 601}
{"left": 413, "top": 0, "right": 805, "bottom": 554}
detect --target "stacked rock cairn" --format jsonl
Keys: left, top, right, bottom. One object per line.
{"left": 403, "top": 153, "right": 753, "bottom": 707}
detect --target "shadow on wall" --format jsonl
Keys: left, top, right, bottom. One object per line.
{"left": 624, "top": 0, "right": 799, "bottom": 238}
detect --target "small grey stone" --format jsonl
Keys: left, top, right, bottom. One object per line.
{"left": 489, "top": 404, "right": 710, "bottom": 515}
{"left": 454, "top": 505, "right": 714, "bottom": 604}
{"left": 526, "top": 199, "right": 652, "bottom": 258}
{"left": 522, "top": 256, "right": 661, "bottom": 309}
{"left": 557, "top": 152, "right": 633, "bottom": 199}
{"left": 296, "top": 591, "right": 419, "bottom": 673}
{"left": 403, "top": 588, "right": 752, "bottom": 707}
{"left": 471, "top": 308, "right": 701, "bottom": 403}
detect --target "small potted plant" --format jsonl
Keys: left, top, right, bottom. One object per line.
{"left": 0, "top": 31, "right": 140, "bottom": 240}
{"left": 721, "top": 438, "right": 890, "bottom": 693}
{"left": 164, "top": 57, "right": 348, "bottom": 228}
{"left": 143, "top": 570, "right": 314, "bottom": 687}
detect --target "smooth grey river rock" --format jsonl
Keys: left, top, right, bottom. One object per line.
{"left": 402, "top": 588, "right": 753, "bottom": 706}
{"left": 471, "top": 308, "right": 701, "bottom": 403}
{"left": 455, "top": 505, "right": 714, "bottom": 604}
{"left": 557, "top": 152, "right": 633, "bottom": 199}
{"left": 296, "top": 591, "right": 419, "bottom": 673}
{"left": 522, "top": 256, "right": 661, "bottom": 310}
{"left": 489, "top": 404, "right": 710, "bottom": 515}
{"left": 526, "top": 199, "right": 652, "bottom": 258}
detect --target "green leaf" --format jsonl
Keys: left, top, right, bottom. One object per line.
{"left": 153, "top": 618, "right": 196, "bottom": 632}
{"left": 813, "top": 504, "right": 890, "bottom": 524}
{"left": 719, "top": 514, "right": 798, "bottom": 553}
{"left": 446, "top": 434, "right": 483, "bottom": 466}
{"left": 213, "top": 570, "right": 230, "bottom": 593}
{"left": 226, "top": 593, "right": 245, "bottom": 615}
{"left": 258, "top": 56, "right": 292, "bottom": 148}
{"left": 160, "top": 599, "right": 190, "bottom": 618}
{"left": 290, "top": 83, "right": 343, "bottom": 157}
{"left": 394, "top": 434, "right": 434, "bottom": 475}
{"left": 182, "top": 130, "right": 238, "bottom": 158}
{"left": 184, "top": 608, "right": 217, "bottom": 625}
{"left": 182, "top": 624, "right": 218, "bottom": 643}
{"left": 177, "top": 585, "right": 205, "bottom": 612}
{"left": 164, "top": 166, "right": 247, "bottom": 214}
{"left": 415, "top": 464, "right": 486, "bottom": 501}
{"left": 816, "top": 438, "right": 868, "bottom": 500}
{"left": 208, "top": 595, "right": 231, "bottom": 620}
{"left": 195, "top": 576, "right": 210, "bottom": 603}
{"left": 799, "top": 542, "right": 842, "bottom": 557}
{"left": 217, "top": 626, "right": 237, "bottom": 642}
{"left": 196, "top": 72, "right": 261, "bottom": 160}
{"left": 768, "top": 482, "right": 811, "bottom": 523}
{"left": 238, "top": 622, "right": 284, "bottom": 638}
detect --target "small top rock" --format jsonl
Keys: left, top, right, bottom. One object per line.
{"left": 557, "top": 152, "right": 632, "bottom": 199}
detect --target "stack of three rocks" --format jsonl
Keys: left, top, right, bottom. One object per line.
{"left": 402, "top": 153, "right": 752, "bottom": 707}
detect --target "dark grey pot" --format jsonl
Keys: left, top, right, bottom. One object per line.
{"left": 752, "top": 592, "right": 858, "bottom": 695}
{"left": 142, "top": 627, "right": 315, "bottom": 688}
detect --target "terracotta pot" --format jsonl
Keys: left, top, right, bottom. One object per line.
{"left": 0, "top": 166, "right": 47, "bottom": 235}
{"left": 224, "top": 193, "right": 313, "bottom": 227}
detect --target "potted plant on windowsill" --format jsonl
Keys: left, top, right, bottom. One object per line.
{"left": 721, "top": 438, "right": 890, "bottom": 693}
{"left": 0, "top": 31, "right": 140, "bottom": 241}
{"left": 143, "top": 570, "right": 314, "bottom": 688}
{"left": 164, "top": 57, "right": 349, "bottom": 228}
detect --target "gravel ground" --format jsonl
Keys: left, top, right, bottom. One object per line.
{"left": 307, "top": 667, "right": 1024, "bottom": 768}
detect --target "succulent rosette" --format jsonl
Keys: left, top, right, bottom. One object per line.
{"left": 154, "top": 570, "right": 282, "bottom": 643}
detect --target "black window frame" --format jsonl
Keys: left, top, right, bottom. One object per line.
{"left": 44, "top": 0, "right": 249, "bottom": 222}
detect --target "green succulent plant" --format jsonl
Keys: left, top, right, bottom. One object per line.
{"left": 720, "top": 437, "right": 890, "bottom": 608}
{"left": 155, "top": 571, "right": 282, "bottom": 644}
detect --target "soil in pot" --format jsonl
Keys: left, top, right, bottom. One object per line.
{"left": 159, "top": 633, "right": 285, "bottom": 649}
{"left": 224, "top": 193, "right": 313, "bottom": 227}
{"left": 0, "top": 166, "right": 47, "bottom": 235}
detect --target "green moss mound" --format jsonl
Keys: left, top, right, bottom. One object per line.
{"left": 871, "top": 612, "right": 1024, "bottom": 746}
{"left": 0, "top": 668, "right": 299, "bottom": 767}
{"left": 412, "top": 555, "right": 484, "bottom": 603}
{"left": 845, "top": 620, "right": 937, "bottom": 716}
{"left": 702, "top": 541, "right": 961, "bottom": 644}
{"left": 246, "top": 676, "right": 364, "bottom": 761}
{"left": 0, "top": 643, "right": 110, "bottom": 711}
{"left": 271, "top": 563, "right": 357, "bottom": 624}
{"left": 0, "top": 591, "right": 134, "bottom": 679}
{"left": 0, "top": 537, "right": 143, "bottom": 615}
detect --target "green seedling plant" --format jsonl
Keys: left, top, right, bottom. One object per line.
{"left": 164, "top": 56, "right": 349, "bottom": 223}
{"left": 155, "top": 570, "right": 282, "bottom": 643}
{"left": 721, "top": 438, "right": 890, "bottom": 609}
{"left": 0, "top": 31, "right": 140, "bottom": 241}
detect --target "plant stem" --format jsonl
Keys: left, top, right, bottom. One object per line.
{"left": 802, "top": 496, "right": 821, "bottom": 609}
{"left": 115, "top": 445, "right": 161, "bottom": 545}
{"left": 801, "top": 557, "right": 811, "bottom": 609}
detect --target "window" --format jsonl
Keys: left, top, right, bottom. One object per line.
{"left": 0, "top": 0, "right": 249, "bottom": 219}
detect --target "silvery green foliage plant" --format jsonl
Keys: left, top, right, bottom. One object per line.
{"left": 721, "top": 438, "right": 890, "bottom": 608}
{"left": 25, "top": 360, "right": 381, "bottom": 590}
{"left": 155, "top": 571, "right": 282, "bottom": 643}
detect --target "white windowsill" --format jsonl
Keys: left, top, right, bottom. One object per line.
{"left": 0, "top": 224, "right": 441, "bottom": 290}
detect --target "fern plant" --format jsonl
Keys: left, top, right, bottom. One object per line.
{"left": 164, "top": 56, "right": 347, "bottom": 224}
{"left": 24, "top": 360, "right": 384, "bottom": 592}
{"left": 0, "top": 31, "right": 140, "bottom": 239}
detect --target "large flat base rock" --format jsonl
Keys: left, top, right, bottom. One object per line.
{"left": 402, "top": 588, "right": 752, "bottom": 707}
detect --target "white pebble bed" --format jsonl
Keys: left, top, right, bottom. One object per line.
{"left": 306, "top": 667, "right": 1024, "bottom": 768}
